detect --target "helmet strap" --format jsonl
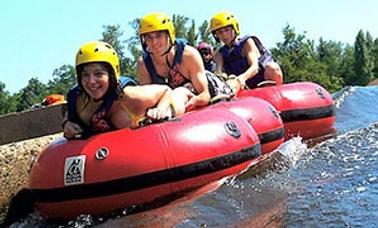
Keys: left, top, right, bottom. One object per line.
{"left": 160, "top": 42, "right": 174, "bottom": 57}
{"left": 226, "top": 33, "right": 238, "bottom": 48}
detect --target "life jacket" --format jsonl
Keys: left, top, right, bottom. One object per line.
{"left": 219, "top": 35, "right": 271, "bottom": 76}
{"left": 67, "top": 76, "right": 137, "bottom": 138}
{"left": 41, "top": 94, "right": 65, "bottom": 106}
{"left": 143, "top": 39, "right": 190, "bottom": 89}
{"left": 204, "top": 61, "right": 216, "bottom": 73}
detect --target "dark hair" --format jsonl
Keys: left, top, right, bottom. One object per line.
{"left": 76, "top": 62, "right": 118, "bottom": 100}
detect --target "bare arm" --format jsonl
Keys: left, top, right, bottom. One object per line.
{"left": 110, "top": 84, "right": 184, "bottom": 129}
{"left": 183, "top": 46, "right": 211, "bottom": 110}
{"left": 62, "top": 110, "right": 84, "bottom": 139}
{"left": 237, "top": 38, "right": 260, "bottom": 84}
{"left": 214, "top": 50, "right": 224, "bottom": 74}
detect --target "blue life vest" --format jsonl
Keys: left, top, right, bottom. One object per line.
{"left": 67, "top": 76, "right": 137, "bottom": 138}
{"left": 143, "top": 39, "right": 234, "bottom": 98}
{"left": 143, "top": 39, "right": 189, "bottom": 88}
{"left": 219, "top": 35, "right": 270, "bottom": 75}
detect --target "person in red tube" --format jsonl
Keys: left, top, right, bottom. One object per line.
{"left": 62, "top": 41, "right": 184, "bottom": 139}
{"left": 137, "top": 12, "right": 234, "bottom": 111}
{"left": 210, "top": 11, "right": 283, "bottom": 92}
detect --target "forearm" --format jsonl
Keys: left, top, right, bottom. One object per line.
{"left": 239, "top": 64, "right": 259, "bottom": 83}
{"left": 155, "top": 88, "right": 185, "bottom": 116}
{"left": 196, "top": 91, "right": 211, "bottom": 106}
{"left": 155, "top": 88, "right": 173, "bottom": 110}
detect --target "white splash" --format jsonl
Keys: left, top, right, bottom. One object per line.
{"left": 333, "top": 86, "right": 357, "bottom": 109}
{"left": 275, "top": 136, "right": 308, "bottom": 168}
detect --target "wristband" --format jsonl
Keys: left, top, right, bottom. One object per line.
{"left": 61, "top": 119, "right": 69, "bottom": 129}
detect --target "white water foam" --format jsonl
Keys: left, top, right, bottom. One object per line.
{"left": 276, "top": 136, "right": 308, "bottom": 168}
{"left": 332, "top": 86, "right": 357, "bottom": 109}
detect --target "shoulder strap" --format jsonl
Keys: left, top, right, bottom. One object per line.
{"left": 220, "top": 35, "right": 267, "bottom": 57}
{"left": 67, "top": 85, "right": 82, "bottom": 122}
{"left": 172, "top": 38, "right": 187, "bottom": 66}
{"left": 66, "top": 77, "right": 136, "bottom": 138}
{"left": 143, "top": 39, "right": 187, "bottom": 84}
{"left": 102, "top": 76, "right": 138, "bottom": 115}
{"left": 66, "top": 86, "right": 93, "bottom": 137}
{"left": 250, "top": 35, "right": 268, "bottom": 54}
{"left": 238, "top": 35, "right": 252, "bottom": 44}
{"left": 142, "top": 52, "right": 166, "bottom": 84}
{"left": 119, "top": 76, "right": 138, "bottom": 88}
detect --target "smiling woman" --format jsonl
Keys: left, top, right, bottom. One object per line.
{"left": 78, "top": 63, "right": 111, "bottom": 101}
{"left": 62, "top": 41, "right": 185, "bottom": 139}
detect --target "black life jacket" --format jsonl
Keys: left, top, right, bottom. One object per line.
{"left": 219, "top": 35, "right": 270, "bottom": 75}
{"left": 66, "top": 76, "right": 137, "bottom": 138}
{"left": 143, "top": 39, "right": 189, "bottom": 88}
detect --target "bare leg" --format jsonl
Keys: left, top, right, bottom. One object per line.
{"left": 264, "top": 62, "right": 283, "bottom": 85}
{"left": 171, "top": 87, "right": 191, "bottom": 115}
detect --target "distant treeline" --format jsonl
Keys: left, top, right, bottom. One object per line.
{"left": 1, "top": 15, "right": 377, "bottom": 115}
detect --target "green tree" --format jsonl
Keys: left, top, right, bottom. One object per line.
{"left": 187, "top": 19, "right": 198, "bottom": 46}
{"left": 16, "top": 78, "right": 48, "bottom": 112}
{"left": 125, "top": 19, "right": 144, "bottom": 77}
{"left": 6, "top": 94, "right": 18, "bottom": 114}
{"left": 101, "top": 25, "right": 125, "bottom": 59}
{"left": 197, "top": 20, "right": 213, "bottom": 45}
{"left": 339, "top": 44, "right": 355, "bottom": 86}
{"left": 350, "top": 30, "right": 373, "bottom": 85}
{"left": 101, "top": 25, "right": 136, "bottom": 78}
{"left": 272, "top": 25, "right": 343, "bottom": 92}
{"left": 173, "top": 15, "right": 189, "bottom": 40}
{"left": 272, "top": 25, "right": 317, "bottom": 83}
{"left": 316, "top": 38, "right": 344, "bottom": 90}
{"left": 372, "top": 38, "right": 378, "bottom": 79}
{"left": 317, "top": 38, "right": 342, "bottom": 74}
{"left": 0, "top": 82, "right": 17, "bottom": 115}
{"left": 47, "top": 64, "right": 76, "bottom": 95}
{"left": 365, "top": 31, "right": 375, "bottom": 81}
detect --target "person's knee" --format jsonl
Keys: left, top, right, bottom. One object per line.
{"left": 265, "top": 63, "right": 283, "bottom": 85}
{"left": 173, "top": 87, "right": 191, "bottom": 97}
{"left": 171, "top": 87, "right": 191, "bottom": 114}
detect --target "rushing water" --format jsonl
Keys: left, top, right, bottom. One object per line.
{"left": 6, "top": 85, "right": 378, "bottom": 227}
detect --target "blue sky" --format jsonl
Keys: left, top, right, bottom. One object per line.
{"left": 1, "top": 0, "right": 377, "bottom": 94}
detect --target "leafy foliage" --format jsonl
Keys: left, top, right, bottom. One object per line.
{"left": 101, "top": 25, "right": 137, "bottom": 78}
{"left": 271, "top": 25, "right": 345, "bottom": 91}
{"left": 349, "top": 30, "right": 374, "bottom": 85}
{"left": 0, "top": 82, "right": 17, "bottom": 115}
{"left": 16, "top": 78, "right": 48, "bottom": 112}
{"left": 47, "top": 64, "right": 76, "bottom": 95}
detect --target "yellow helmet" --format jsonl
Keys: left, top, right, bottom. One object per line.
{"left": 210, "top": 11, "right": 240, "bottom": 41}
{"left": 75, "top": 41, "right": 120, "bottom": 80}
{"left": 139, "top": 12, "right": 175, "bottom": 44}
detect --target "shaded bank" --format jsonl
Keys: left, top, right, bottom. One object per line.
{"left": 0, "top": 133, "right": 61, "bottom": 224}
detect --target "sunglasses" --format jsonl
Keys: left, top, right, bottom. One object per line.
{"left": 200, "top": 50, "right": 211, "bottom": 55}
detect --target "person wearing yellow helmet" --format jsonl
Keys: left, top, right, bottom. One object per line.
{"left": 62, "top": 41, "right": 184, "bottom": 139}
{"left": 137, "top": 12, "right": 234, "bottom": 112}
{"left": 210, "top": 11, "right": 283, "bottom": 90}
